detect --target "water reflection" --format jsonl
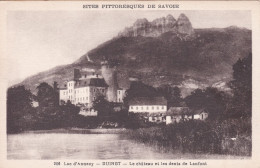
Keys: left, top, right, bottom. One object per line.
{"left": 8, "top": 133, "right": 174, "bottom": 160}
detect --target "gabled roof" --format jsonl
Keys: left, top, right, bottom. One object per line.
{"left": 74, "top": 78, "right": 108, "bottom": 88}
{"left": 194, "top": 109, "right": 208, "bottom": 115}
{"left": 128, "top": 97, "right": 167, "bottom": 106}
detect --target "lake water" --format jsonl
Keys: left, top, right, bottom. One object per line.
{"left": 7, "top": 133, "right": 176, "bottom": 160}
{"left": 7, "top": 132, "right": 247, "bottom": 160}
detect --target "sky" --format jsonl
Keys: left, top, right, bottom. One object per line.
{"left": 6, "top": 10, "right": 251, "bottom": 85}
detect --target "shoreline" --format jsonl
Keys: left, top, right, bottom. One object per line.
{"left": 20, "top": 128, "right": 127, "bottom": 134}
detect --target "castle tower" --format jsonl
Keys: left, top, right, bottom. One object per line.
{"left": 74, "top": 69, "right": 81, "bottom": 81}
{"left": 101, "top": 61, "right": 119, "bottom": 102}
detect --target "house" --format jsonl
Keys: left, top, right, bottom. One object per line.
{"left": 79, "top": 107, "right": 98, "bottom": 117}
{"left": 148, "top": 114, "right": 166, "bottom": 123}
{"left": 193, "top": 109, "right": 208, "bottom": 120}
{"left": 166, "top": 107, "right": 190, "bottom": 124}
{"left": 59, "top": 69, "right": 108, "bottom": 116}
{"left": 117, "top": 88, "right": 126, "bottom": 103}
{"left": 128, "top": 97, "right": 167, "bottom": 113}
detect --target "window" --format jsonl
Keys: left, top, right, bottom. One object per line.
{"left": 119, "top": 98, "right": 121, "bottom": 102}
{"left": 147, "top": 106, "right": 149, "bottom": 110}
{"left": 162, "top": 106, "right": 164, "bottom": 109}
{"left": 157, "top": 106, "right": 159, "bottom": 110}
{"left": 136, "top": 107, "right": 138, "bottom": 110}
{"left": 131, "top": 106, "right": 133, "bottom": 109}
{"left": 141, "top": 107, "right": 143, "bottom": 110}
{"left": 118, "top": 91, "right": 120, "bottom": 95}
{"left": 152, "top": 106, "right": 154, "bottom": 110}
{"left": 93, "top": 97, "right": 96, "bottom": 100}
{"left": 86, "top": 97, "right": 88, "bottom": 100}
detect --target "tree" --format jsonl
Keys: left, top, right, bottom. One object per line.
{"left": 59, "top": 102, "right": 80, "bottom": 127}
{"left": 157, "top": 85, "right": 182, "bottom": 106}
{"left": 185, "top": 87, "right": 227, "bottom": 120}
{"left": 124, "top": 81, "right": 159, "bottom": 105}
{"left": 34, "top": 82, "right": 61, "bottom": 129}
{"left": 229, "top": 53, "right": 252, "bottom": 118}
{"left": 92, "top": 96, "right": 114, "bottom": 117}
{"left": 36, "top": 82, "right": 57, "bottom": 107}
{"left": 7, "top": 85, "right": 35, "bottom": 133}
{"left": 53, "top": 81, "right": 59, "bottom": 107}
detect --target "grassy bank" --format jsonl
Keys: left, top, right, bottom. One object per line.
{"left": 122, "top": 119, "right": 251, "bottom": 156}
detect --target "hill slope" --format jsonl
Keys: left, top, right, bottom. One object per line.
{"left": 16, "top": 15, "right": 251, "bottom": 96}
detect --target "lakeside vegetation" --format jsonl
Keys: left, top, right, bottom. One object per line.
{"left": 122, "top": 118, "right": 251, "bottom": 156}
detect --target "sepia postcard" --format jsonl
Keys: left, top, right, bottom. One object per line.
{"left": 0, "top": 1, "right": 260, "bottom": 168}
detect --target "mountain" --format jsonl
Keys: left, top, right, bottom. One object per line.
{"left": 118, "top": 14, "right": 194, "bottom": 37}
{"left": 16, "top": 14, "right": 252, "bottom": 96}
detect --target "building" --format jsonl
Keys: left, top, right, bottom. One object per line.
{"left": 193, "top": 109, "right": 208, "bottom": 120}
{"left": 165, "top": 107, "right": 209, "bottom": 125}
{"left": 59, "top": 69, "right": 108, "bottom": 108}
{"left": 148, "top": 114, "right": 166, "bottom": 123}
{"left": 128, "top": 97, "right": 167, "bottom": 113}
{"left": 166, "top": 107, "right": 190, "bottom": 124}
{"left": 117, "top": 89, "right": 126, "bottom": 103}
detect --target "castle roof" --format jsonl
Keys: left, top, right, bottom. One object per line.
{"left": 128, "top": 97, "right": 167, "bottom": 106}
{"left": 74, "top": 78, "right": 108, "bottom": 88}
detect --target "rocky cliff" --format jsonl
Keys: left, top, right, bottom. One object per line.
{"left": 118, "top": 14, "right": 194, "bottom": 37}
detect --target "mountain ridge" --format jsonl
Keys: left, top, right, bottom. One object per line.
{"left": 14, "top": 14, "right": 251, "bottom": 97}
{"left": 118, "top": 13, "right": 194, "bottom": 37}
